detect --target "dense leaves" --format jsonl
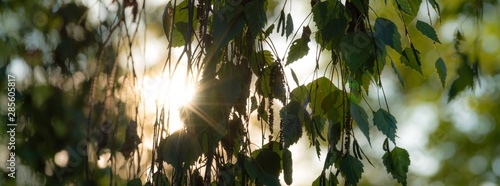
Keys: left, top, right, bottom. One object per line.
{"left": 4, "top": 0, "right": 478, "bottom": 185}
{"left": 341, "top": 32, "right": 374, "bottom": 73}
{"left": 312, "top": 0, "right": 348, "bottom": 43}
{"left": 244, "top": 0, "right": 267, "bottom": 38}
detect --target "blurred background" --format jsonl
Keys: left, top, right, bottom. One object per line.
{"left": 0, "top": 0, "right": 499, "bottom": 185}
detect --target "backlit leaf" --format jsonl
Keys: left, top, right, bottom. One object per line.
{"left": 307, "top": 77, "right": 339, "bottom": 117}
{"left": 373, "top": 109, "right": 398, "bottom": 144}
{"left": 291, "top": 85, "right": 310, "bottom": 106}
{"left": 416, "top": 20, "right": 441, "bottom": 44}
{"left": 383, "top": 147, "right": 410, "bottom": 186}
{"left": 286, "top": 37, "right": 310, "bottom": 66}
{"left": 400, "top": 47, "right": 422, "bottom": 75}
{"left": 435, "top": 57, "right": 446, "bottom": 88}
{"left": 264, "top": 24, "right": 275, "bottom": 38}
{"left": 321, "top": 90, "right": 343, "bottom": 124}
{"left": 171, "top": 0, "right": 199, "bottom": 47}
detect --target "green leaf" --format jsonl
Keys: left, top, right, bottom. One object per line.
{"left": 435, "top": 57, "right": 446, "bottom": 88}
{"left": 392, "top": 0, "right": 421, "bottom": 23}
{"left": 171, "top": 0, "right": 199, "bottom": 47}
{"left": 400, "top": 47, "right": 422, "bottom": 75}
{"left": 329, "top": 171, "right": 339, "bottom": 186}
{"left": 416, "top": 20, "right": 441, "bottom": 44}
{"left": 244, "top": 157, "right": 259, "bottom": 180}
{"left": 312, "top": 0, "right": 348, "bottom": 43}
{"left": 256, "top": 171, "right": 280, "bottom": 186}
{"left": 291, "top": 85, "right": 310, "bottom": 106}
{"left": 321, "top": 90, "right": 343, "bottom": 124}
{"left": 254, "top": 149, "right": 282, "bottom": 176}
{"left": 280, "top": 102, "right": 304, "bottom": 148}
{"left": 286, "top": 37, "right": 310, "bottom": 66}
{"left": 218, "top": 62, "right": 243, "bottom": 106}
{"left": 328, "top": 121, "right": 342, "bottom": 147}
{"left": 407, "top": 0, "right": 422, "bottom": 17}
{"left": 394, "top": 0, "right": 421, "bottom": 17}
{"left": 428, "top": 0, "right": 441, "bottom": 18}
{"left": 391, "top": 60, "right": 405, "bottom": 88}
{"left": 286, "top": 13, "right": 293, "bottom": 39}
{"left": 162, "top": 2, "right": 172, "bottom": 39}
{"left": 244, "top": 0, "right": 267, "bottom": 39}
{"left": 277, "top": 10, "right": 285, "bottom": 35}
{"left": 383, "top": 147, "right": 410, "bottom": 186}
{"left": 264, "top": 24, "right": 275, "bottom": 38}
{"left": 307, "top": 77, "right": 340, "bottom": 117}
{"left": 152, "top": 172, "right": 169, "bottom": 186}
{"left": 255, "top": 63, "right": 286, "bottom": 103}
{"left": 250, "top": 96, "right": 258, "bottom": 113}
{"left": 312, "top": 173, "right": 328, "bottom": 186}
{"left": 250, "top": 50, "right": 274, "bottom": 74}
{"left": 290, "top": 68, "right": 300, "bottom": 87}
{"left": 282, "top": 148, "right": 293, "bottom": 185}
{"left": 373, "top": 109, "right": 398, "bottom": 144}
{"left": 350, "top": 102, "right": 371, "bottom": 145}
{"left": 339, "top": 155, "right": 364, "bottom": 185}
{"left": 127, "top": 178, "right": 142, "bottom": 186}
{"left": 448, "top": 60, "right": 474, "bottom": 102}
{"left": 374, "top": 17, "right": 402, "bottom": 53}
{"left": 212, "top": 12, "right": 245, "bottom": 48}
{"left": 160, "top": 130, "right": 203, "bottom": 169}
{"left": 340, "top": 32, "right": 374, "bottom": 73}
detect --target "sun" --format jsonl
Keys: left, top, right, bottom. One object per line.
{"left": 140, "top": 71, "right": 195, "bottom": 134}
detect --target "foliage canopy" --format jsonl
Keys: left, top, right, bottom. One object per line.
{"left": 0, "top": 0, "right": 494, "bottom": 185}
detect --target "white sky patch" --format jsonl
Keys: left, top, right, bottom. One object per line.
{"left": 445, "top": 98, "right": 478, "bottom": 133}
{"left": 482, "top": 34, "right": 499, "bottom": 54}
{"left": 7, "top": 57, "right": 31, "bottom": 81}
{"left": 468, "top": 155, "right": 488, "bottom": 175}
{"left": 54, "top": 150, "right": 69, "bottom": 167}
